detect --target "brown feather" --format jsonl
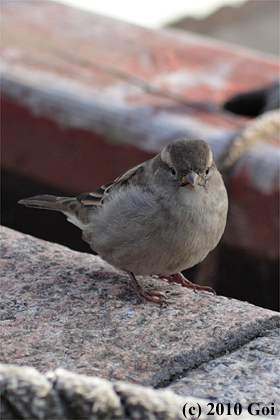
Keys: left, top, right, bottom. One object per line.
{"left": 77, "top": 163, "right": 145, "bottom": 206}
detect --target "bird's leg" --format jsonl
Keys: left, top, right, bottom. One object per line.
{"left": 127, "top": 272, "right": 169, "bottom": 305}
{"left": 159, "top": 272, "right": 216, "bottom": 294}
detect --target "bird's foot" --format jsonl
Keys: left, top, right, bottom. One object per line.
{"left": 128, "top": 272, "right": 169, "bottom": 306}
{"left": 159, "top": 272, "right": 216, "bottom": 294}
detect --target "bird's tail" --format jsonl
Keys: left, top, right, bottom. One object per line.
{"left": 18, "top": 195, "right": 75, "bottom": 212}
{"left": 18, "top": 195, "right": 90, "bottom": 229}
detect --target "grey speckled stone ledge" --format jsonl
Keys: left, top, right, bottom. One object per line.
{"left": 0, "top": 364, "right": 275, "bottom": 420}
{"left": 1, "top": 226, "right": 280, "bottom": 418}
{"left": 169, "top": 328, "right": 280, "bottom": 417}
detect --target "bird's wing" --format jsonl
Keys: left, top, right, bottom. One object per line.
{"left": 77, "top": 162, "right": 145, "bottom": 206}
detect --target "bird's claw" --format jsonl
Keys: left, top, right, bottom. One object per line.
{"left": 128, "top": 272, "right": 169, "bottom": 305}
{"left": 159, "top": 273, "right": 216, "bottom": 294}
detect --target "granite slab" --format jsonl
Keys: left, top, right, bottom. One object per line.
{"left": 1, "top": 226, "right": 279, "bottom": 387}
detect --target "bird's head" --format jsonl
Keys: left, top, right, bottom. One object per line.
{"left": 158, "top": 139, "right": 214, "bottom": 188}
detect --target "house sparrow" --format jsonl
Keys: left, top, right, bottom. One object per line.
{"left": 19, "top": 139, "right": 228, "bottom": 305}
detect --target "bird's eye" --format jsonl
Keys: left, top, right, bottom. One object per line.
{"left": 205, "top": 167, "right": 210, "bottom": 175}
{"left": 171, "top": 168, "right": 176, "bottom": 176}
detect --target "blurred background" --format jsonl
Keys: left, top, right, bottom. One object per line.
{"left": 56, "top": 0, "right": 279, "bottom": 55}
{"left": 56, "top": 0, "right": 247, "bottom": 27}
{"left": 1, "top": 0, "right": 279, "bottom": 310}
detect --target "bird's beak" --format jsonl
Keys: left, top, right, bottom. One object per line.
{"left": 181, "top": 171, "right": 201, "bottom": 187}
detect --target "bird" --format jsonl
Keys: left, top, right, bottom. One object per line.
{"left": 18, "top": 138, "right": 228, "bottom": 305}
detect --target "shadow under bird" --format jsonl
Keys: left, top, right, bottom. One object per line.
{"left": 19, "top": 138, "right": 228, "bottom": 305}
